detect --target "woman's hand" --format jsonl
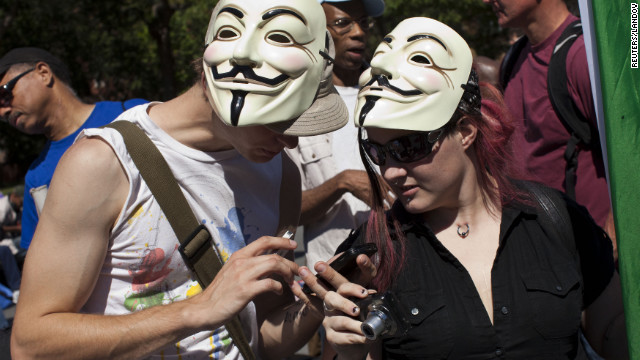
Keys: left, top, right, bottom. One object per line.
{"left": 291, "top": 250, "right": 376, "bottom": 308}
{"left": 292, "top": 253, "right": 378, "bottom": 359}
{"left": 324, "top": 288, "right": 380, "bottom": 360}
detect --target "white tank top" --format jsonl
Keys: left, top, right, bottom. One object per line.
{"left": 79, "top": 103, "right": 282, "bottom": 359}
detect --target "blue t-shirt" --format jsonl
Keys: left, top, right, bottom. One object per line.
{"left": 20, "top": 99, "right": 147, "bottom": 249}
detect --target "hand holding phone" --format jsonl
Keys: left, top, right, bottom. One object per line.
{"left": 302, "top": 243, "right": 377, "bottom": 294}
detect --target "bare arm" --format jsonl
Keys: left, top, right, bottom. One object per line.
{"left": 256, "top": 287, "right": 325, "bottom": 360}
{"left": 11, "top": 138, "right": 300, "bottom": 359}
{"left": 300, "top": 170, "right": 394, "bottom": 225}
{"left": 582, "top": 271, "right": 629, "bottom": 359}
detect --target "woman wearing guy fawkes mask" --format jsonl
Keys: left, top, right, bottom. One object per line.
{"left": 312, "top": 18, "right": 627, "bottom": 359}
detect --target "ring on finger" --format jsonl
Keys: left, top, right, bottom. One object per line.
{"left": 323, "top": 300, "right": 334, "bottom": 312}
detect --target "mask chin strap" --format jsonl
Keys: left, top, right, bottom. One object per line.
{"left": 319, "top": 50, "right": 334, "bottom": 65}
{"left": 319, "top": 32, "right": 334, "bottom": 65}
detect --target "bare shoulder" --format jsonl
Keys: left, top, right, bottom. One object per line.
{"left": 45, "top": 136, "right": 129, "bottom": 230}
{"left": 57, "top": 136, "right": 124, "bottom": 180}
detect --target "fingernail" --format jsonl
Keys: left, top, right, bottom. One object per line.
{"left": 361, "top": 288, "right": 366, "bottom": 294}
{"left": 299, "top": 268, "right": 309, "bottom": 277}
{"left": 316, "top": 263, "right": 327, "bottom": 273}
{"left": 289, "top": 240, "right": 297, "bottom": 247}
{"left": 353, "top": 307, "right": 359, "bottom": 314}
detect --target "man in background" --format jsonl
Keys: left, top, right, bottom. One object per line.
{"left": 483, "top": 0, "right": 616, "bottom": 250}
{"left": 287, "top": 0, "right": 390, "bottom": 282}
{"left": 0, "top": 47, "right": 146, "bottom": 249}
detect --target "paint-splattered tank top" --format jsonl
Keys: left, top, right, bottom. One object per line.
{"left": 79, "top": 103, "right": 282, "bottom": 359}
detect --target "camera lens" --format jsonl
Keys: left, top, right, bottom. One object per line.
{"left": 361, "top": 310, "right": 388, "bottom": 340}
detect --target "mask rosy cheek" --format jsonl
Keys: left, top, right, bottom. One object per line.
{"left": 414, "top": 73, "right": 450, "bottom": 94}
{"left": 271, "top": 53, "right": 312, "bottom": 76}
{"left": 203, "top": 45, "right": 217, "bottom": 62}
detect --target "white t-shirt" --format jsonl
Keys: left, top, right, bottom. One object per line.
{"left": 286, "top": 85, "right": 370, "bottom": 268}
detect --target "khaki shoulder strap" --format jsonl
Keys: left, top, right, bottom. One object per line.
{"left": 104, "top": 120, "right": 255, "bottom": 360}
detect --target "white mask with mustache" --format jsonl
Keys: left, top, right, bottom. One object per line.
{"left": 203, "top": 0, "right": 326, "bottom": 128}
{"left": 355, "top": 17, "right": 473, "bottom": 131}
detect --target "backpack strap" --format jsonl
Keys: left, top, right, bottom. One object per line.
{"left": 547, "top": 20, "right": 595, "bottom": 200}
{"left": 104, "top": 120, "right": 255, "bottom": 360}
{"left": 499, "top": 35, "right": 528, "bottom": 91}
{"left": 515, "top": 180, "right": 575, "bottom": 256}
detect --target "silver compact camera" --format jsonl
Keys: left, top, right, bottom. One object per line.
{"left": 358, "top": 291, "right": 410, "bottom": 340}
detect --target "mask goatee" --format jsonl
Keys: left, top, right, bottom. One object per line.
{"left": 359, "top": 96, "right": 380, "bottom": 126}
{"left": 230, "top": 90, "right": 248, "bottom": 126}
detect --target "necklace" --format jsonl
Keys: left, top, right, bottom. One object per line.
{"left": 457, "top": 224, "right": 470, "bottom": 238}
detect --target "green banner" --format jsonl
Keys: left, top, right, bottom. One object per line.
{"left": 591, "top": 0, "right": 640, "bottom": 357}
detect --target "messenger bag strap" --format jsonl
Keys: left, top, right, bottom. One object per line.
{"left": 104, "top": 120, "right": 255, "bottom": 360}
{"left": 276, "top": 152, "right": 302, "bottom": 238}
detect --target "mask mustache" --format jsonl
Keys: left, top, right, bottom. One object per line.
{"left": 364, "top": 75, "right": 422, "bottom": 97}
{"left": 211, "top": 65, "right": 290, "bottom": 87}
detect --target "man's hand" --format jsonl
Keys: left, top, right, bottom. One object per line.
{"left": 338, "top": 170, "right": 395, "bottom": 210}
{"left": 188, "top": 235, "right": 299, "bottom": 331}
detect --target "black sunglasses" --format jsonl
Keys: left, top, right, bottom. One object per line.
{"left": 361, "top": 128, "right": 446, "bottom": 166}
{"left": 0, "top": 68, "right": 35, "bottom": 107}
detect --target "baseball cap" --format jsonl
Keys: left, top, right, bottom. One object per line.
{"left": 266, "top": 34, "right": 349, "bottom": 136}
{"left": 0, "top": 47, "right": 71, "bottom": 84}
{"left": 318, "top": 0, "right": 385, "bottom": 17}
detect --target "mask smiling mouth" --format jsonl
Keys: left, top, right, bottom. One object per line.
{"left": 360, "top": 74, "right": 423, "bottom": 103}
{"left": 363, "top": 74, "right": 422, "bottom": 97}
{"left": 212, "top": 65, "right": 290, "bottom": 88}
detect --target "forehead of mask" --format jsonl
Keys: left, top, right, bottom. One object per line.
{"left": 354, "top": 17, "right": 472, "bottom": 132}
{"left": 203, "top": 0, "right": 326, "bottom": 128}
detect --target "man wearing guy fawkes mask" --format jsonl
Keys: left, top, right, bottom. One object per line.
{"left": 11, "top": 0, "right": 366, "bottom": 359}
{"left": 203, "top": 0, "right": 347, "bottom": 135}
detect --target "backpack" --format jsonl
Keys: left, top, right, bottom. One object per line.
{"left": 500, "top": 20, "right": 597, "bottom": 200}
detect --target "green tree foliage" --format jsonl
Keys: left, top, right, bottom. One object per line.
{"left": 0, "top": 0, "right": 212, "bottom": 185}
{"left": 0, "top": 0, "right": 506, "bottom": 186}
{"left": 370, "top": 0, "right": 508, "bottom": 59}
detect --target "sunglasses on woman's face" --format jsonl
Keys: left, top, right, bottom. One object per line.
{"left": 0, "top": 68, "right": 35, "bottom": 107}
{"left": 361, "top": 128, "right": 446, "bottom": 166}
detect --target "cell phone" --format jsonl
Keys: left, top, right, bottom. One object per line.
{"left": 302, "top": 243, "right": 378, "bottom": 294}
{"left": 268, "top": 230, "right": 294, "bottom": 257}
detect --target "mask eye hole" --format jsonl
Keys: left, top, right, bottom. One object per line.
{"left": 266, "top": 31, "right": 293, "bottom": 45}
{"left": 216, "top": 27, "right": 239, "bottom": 40}
{"left": 410, "top": 54, "right": 432, "bottom": 65}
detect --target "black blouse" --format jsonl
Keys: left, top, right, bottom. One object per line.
{"left": 338, "top": 193, "right": 614, "bottom": 359}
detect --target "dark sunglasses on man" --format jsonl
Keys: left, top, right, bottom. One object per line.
{"left": 360, "top": 127, "right": 448, "bottom": 166}
{"left": 328, "top": 17, "right": 375, "bottom": 35}
{"left": 0, "top": 67, "right": 35, "bottom": 107}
